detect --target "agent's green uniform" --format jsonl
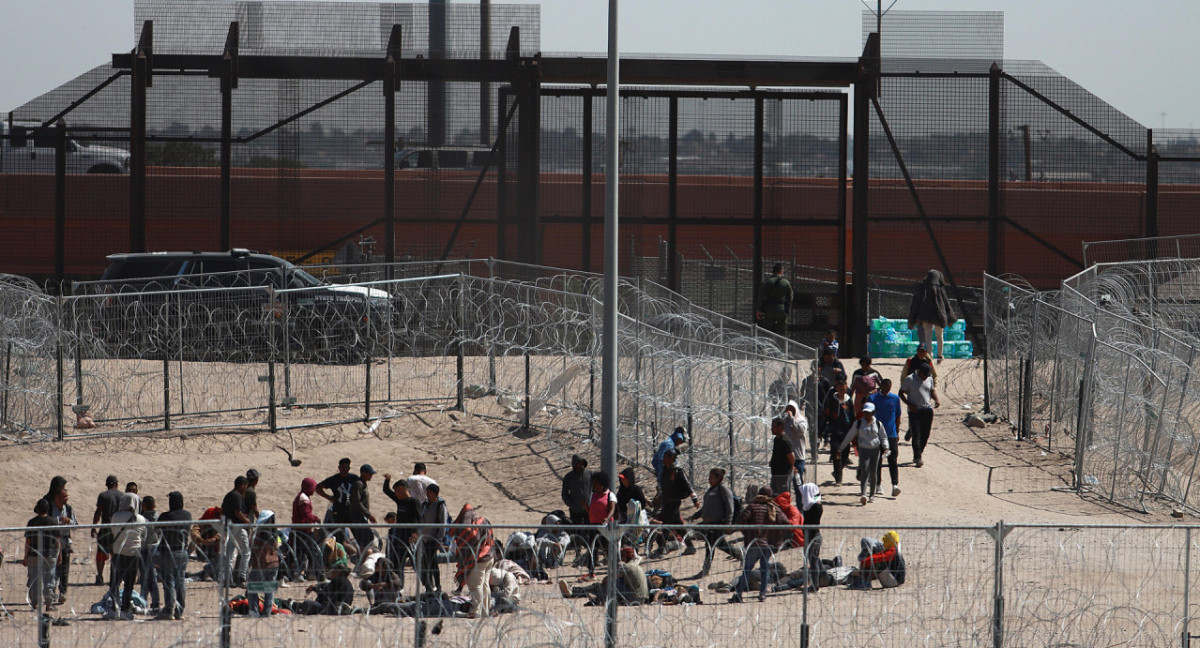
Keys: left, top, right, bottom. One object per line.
{"left": 757, "top": 274, "right": 793, "bottom": 335}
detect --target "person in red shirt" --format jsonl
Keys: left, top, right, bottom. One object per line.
{"left": 290, "top": 478, "right": 322, "bottom": 582}
{"left": 580, "top": 472, "right": 616, "bottom": 581}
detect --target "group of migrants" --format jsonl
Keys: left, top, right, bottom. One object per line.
{"left": 19, "top": 460, "right": 526, "bottom": 621}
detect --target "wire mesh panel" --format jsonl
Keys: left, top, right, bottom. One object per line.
{"left": 1002, "top": 525, "right": 1187, "bottom": 646}
{"left": 0, "top": 276, "right": 59, "bottom": 440}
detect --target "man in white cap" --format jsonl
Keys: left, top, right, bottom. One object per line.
{"left": 839, "top": 402, "right": 889, "bottom": 505}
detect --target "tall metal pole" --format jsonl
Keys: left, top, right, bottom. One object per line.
{"left": 602, "top": 1, "right": 620, "bottom": 646}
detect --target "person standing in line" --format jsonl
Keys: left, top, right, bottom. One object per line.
{"left": 221, "top": 476, "right": 252, "bottom": 587}
{"left": 907, "top": 269, "right": 958, "bottom": 363}
{"left": 418, "top": 483, "right": 449, "bottom": 594}
{"left": 900, "top": 364, "right": 939, "bottom": 468}
{"left": 755, "top": 263, "right": 793, "bottom": 336}
{"left": 869, "top": 378, "right": 903, "bottom": 497}
{"left": 109, "top": 493, "right": 146, "bottom": 620}
{"left": 839, "top": 402, "right": 889, "bottom": 505}
{"left": 406, "top": 463, "right": 437, "bottom": 506}
{"left": 560, "top": 455, "right": 593, "bottom": 526}
{"left": 42, "top": 476, "right": 76, "bottom": 605}
{"left": 688, "top": 468, "right": 738, "bottom": 577}
{"left": 381, "top": 473, "right": 421, "bottom": 589}
{"left": 799, "top": 483, "right": 824, "bottom": 592}
{"left": 769, "top": 417, "right": 798, "bottom": 500}
{"left": 156, "top": 491, "right": 193, "bottom": 620}
{"left": 140, "top": 495, "right": 162, "bottom": 613}
{"left": 348, "top": 464, "right": 379, "bottom": 555}
{"left": 91, "top": 475, "right": 122, "bottom": 586}
{"left": 24, "top": 499, "right": 60, "bottom": 612}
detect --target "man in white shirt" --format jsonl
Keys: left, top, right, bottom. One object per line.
{"left": 899, "top": 364, "right": 939, "bottom": 468}
{"left": 406, "top": 463, "right": 437, "bottom": 506}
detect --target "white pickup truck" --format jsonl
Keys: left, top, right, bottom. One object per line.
{"left": 1, "top": 121, "right": 130, "bottom": 174}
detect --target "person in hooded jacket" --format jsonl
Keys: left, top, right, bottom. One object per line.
{"left": 849, "top": 530, "right": 906, "bottom": 590}
{"left": 728, "top": 487, "right": 786, "bottom": 604}
{"left": 291, "top": 478, "right": 323, "bottom": 583}
{"left": 840, "top": 402, "right": 889, "bottom": 505}
{"left": 908, "top": 269, "right": 958, "bottom": 363}
{"left": 782, "top": 400, "right": 808, "bottom": 488}
{"left": 157, "top": 491, "right": 192, "bottom": 620}
{"left": 616, "top": 467, "right": 649, "bottom": 525}
{"left": 109, "top": 493, "right": 146, "bottom": 619}
{"left": 800, "top": 483, "right": 824, "bottom": 592}
{"left": 41, "top": 476, "right": 76, "bottom": 605}
{"left": 773, "top": 491, "right": 804, "bottom": 550}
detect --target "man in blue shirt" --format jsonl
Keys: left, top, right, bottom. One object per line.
{"left": 868, "top": 379, "right": 903, "bottom": 498}
{"left": 652, "top": 427, "right": 688, "bottom": 481}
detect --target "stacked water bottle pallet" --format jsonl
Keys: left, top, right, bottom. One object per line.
{"left": 867, "top": 318, "right": 972, "bottom": 359}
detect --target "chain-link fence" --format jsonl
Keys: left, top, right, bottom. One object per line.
{"left": 985, "top": 255, "right": 1200, "bottom": 514}
{"left": 2, "top": 520, "right": 1197, "bottom": 647}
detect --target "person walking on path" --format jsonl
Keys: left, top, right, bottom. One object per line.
{"left": 907, "top": 269, "right": 958, "bottom": 363}
{"left": 823, "top": 377, "right": 855, "bottom": 483}
{"left": 652, "top": 427, "right": 688, "bottom": 481}
{"left": 755, "top": 263, "right": 793, "bottom": 336}
{"left": 688, "top": 468, "right": 738, "bottom": 577}
{"left": 900, "top": 364, "right": 939, "bottom": 468}
{"left": 869, "top": 379, "right": 903, "bottom": 497}
{"left": 840, "top": 402, "right": 889, "bottom": 505}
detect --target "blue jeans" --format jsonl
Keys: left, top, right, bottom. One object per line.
{"left": 247, "top": 567, "right": 277, "bottom": 616}
{"left": 159, "top": 548, "right": 188, "bottom": 617}
{"left": 141, "top": 544, "right": 160, "bottom": 608}
{"left": 735, "top": 545, "right": 773, "bottom": 598}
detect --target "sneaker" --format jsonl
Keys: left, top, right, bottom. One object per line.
{"left": 681, "top": 546, "right": 697, "bottom": 556}
{"left": 119, "top": 610, "right": 134, "bottom": 621}
{"left": 558, "top": 580, "right": 571, "bottom": 598}
{"left": 868, "top": 496, "right": 875, "bottom": 503}
{"left": 757, "top": 593, "right": 766, "bottom": 602}
{"left": 915, "top": 460, "right": 924, "bottom": 468}
{"left": 860, "top": 496, "right": 868, "bottom": 505}
{"left": 95, "top": 575, "right": 105, "bottom": 586}
{"left": 848, "top": 580, "right": 872, "bottom": 591}
{"left": 57, "top": 595, "right": 67, "bottom": 605}
{"left": 727, "top": 594, "right": 743, "bottom": 604}
{"left": 892, "top": 486, "right": 901, "bottom": 497}
{"left": 663, "top": 541, "right": 683, "bottom": 554}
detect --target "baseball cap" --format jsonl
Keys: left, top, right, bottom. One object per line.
{"left": 246, "top": 468, "right": 261, "bottom": 480}
{"left": 862, "top": 402, "right": 876, "bottom": 413}
{"left": 360, "top": 464, "right": 377, "bottom": 475}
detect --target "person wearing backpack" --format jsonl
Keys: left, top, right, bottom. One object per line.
{"left": 688, "top": 468, "right": 737, "bottom": 577}
{"left": 728, "top": 487, "right": 786, "bottom": 604}
{"left": 839, "top": 402, "right": 890, "bottom": 505}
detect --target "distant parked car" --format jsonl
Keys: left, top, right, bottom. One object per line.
{"left": 84, "top": 249, "right": 399, "bottom": 363}
{"left": 395, "top": 146, "right": 493, "bottom": 172}
{"left": 1, "top": 121, "right": 130, "bottom": 174}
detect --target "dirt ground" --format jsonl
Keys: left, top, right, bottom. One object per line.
{"left": 0, "top": 357, "right": 1179, "bottom": 646}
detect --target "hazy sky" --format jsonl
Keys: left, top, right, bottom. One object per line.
{"left": 4, "top": 0, "right": 1198, "bottom": 130}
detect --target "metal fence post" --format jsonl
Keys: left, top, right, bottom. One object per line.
{"left": 604, "top": 520, "right": 619, "bottom": 648}
{"left": 991, "top": 519, "right": 1009, "bottom": 648}
{"left": 163, "top": 293, "right": 171, "bottom": 430}
{"left": 1184, "top": 526, "right": 1192, "bottom": 648}
{"left": 1073, "top": 330, "right": 1097, "bottom": 490}
{"left": 727, "top": 364, "right": 735, "bottom": 491}
{"left": 55, "top": 297, "right": 64, "bottom": 441}
{"left": 524, "top": 351, "right": 531, "bottom": 431}
{"left": 220, "top": 519, "right": 232, "bottom": 648}
{"left": 268, "top": 289, "right": 278, "bottom": 433}
{"left": 363, "top": 291, "right": 372, "bottom": 422}
{"left": 456, "top": 274, "right": 465, "bottom": 411}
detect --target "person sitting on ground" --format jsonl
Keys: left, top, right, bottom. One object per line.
{"left": 294, "top": 571, "right": 355, "bottom": 615}
{"left": 558, "top": 546, "right": 647, "bottom": 606}
{"left": 848, "top": 530, "right": 906, "bottom": 590}
{"left": 488, "top": 565, "right": 522, "bottom": 613}
{"left": 688, "top": 468, "right": 737, "bottom": 577}
{"left": 534, "top": 512, "right": 571, "bottom": 572}
{"left": 362, "top": 556, "right": 404, "bottom": 615}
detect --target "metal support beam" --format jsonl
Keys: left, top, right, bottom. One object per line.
{"left": 479, "top": 0, "right": 491, "bottom": 146}
{"left": 837, "top": 94, "right": 849, "bottom": 348}
{"left": 385, "top": 26, "right": 402, "bottom": 265}
{"left": 429, "top": 0, "right": 447, "bottom": 147}
{"left": 582, "top": 92, "right": 594, "bottom": 272}
{"left": 987, "top": 62, "right": 1002, "bottom": 276}
{"left": 850, "top": 34, "right": 878, "bottom": 358}
{"left": 54, "top": 120, "right": 66, "bottom": 288}
{"left": 511, "top": 28, "right": 542, "bottom": 264}
{"left": 752, "top": 97, "right": 764, "bottom": 321}
{"left": 220, "top": 22, "right": 238, "bottom": 252}
{"left": 1146, "top": 130, "right": 1159, "bottom": 259}
{"left": 129, "top": 21, "right": 152, "bottom": 253}
{"left": 667, "top": 96, "right": 679, "bottom": 292}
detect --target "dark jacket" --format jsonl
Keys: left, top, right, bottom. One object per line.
{"left": 908, "top": 269, "right": 958, "bottom": 329}
{"left": 736, "top": 495, "right": 787, "bottom": 548}
{"left": 616, "top": 468, "right": 649, "bottom": 523}
{"left": 561, "top": 468, "right": 593, "bottom": 517}
{"left": 658, "top": 465, "right": 693, "bottom": 505}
